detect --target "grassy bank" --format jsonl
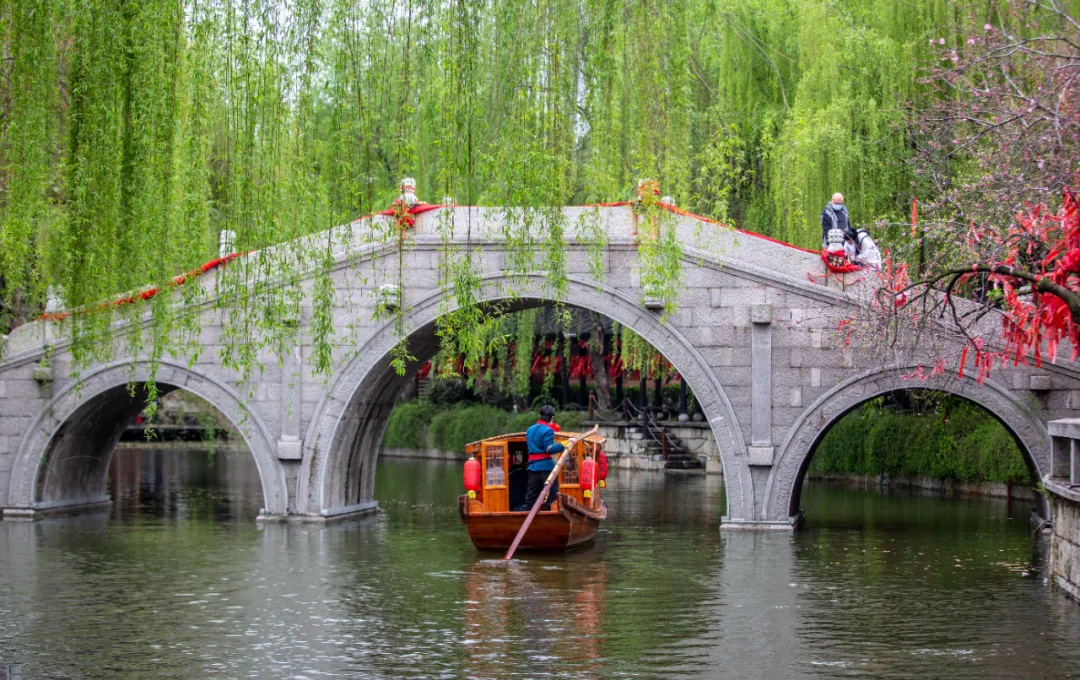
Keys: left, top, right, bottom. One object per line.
{"left": 809, "top": 399, "right": 1031, "bottom": 485}
{"left": 383, "top": 402, "right": 587, "bottom": 453}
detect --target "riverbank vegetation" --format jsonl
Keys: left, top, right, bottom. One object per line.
{"left": 809, "top": 394, "right": 1030, "bottom": 484}
{"left": 383, "top": 401, "right": 588, "bottom": 454}
{"left": 385, "top": 388, "right": 1032, "bottom": 487}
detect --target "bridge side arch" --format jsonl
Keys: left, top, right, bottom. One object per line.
{"left": 297, "top": 275, "right": 753, "bottom": 521}
{"left": 762, "top": 367, "right": 1051, "bottom": 523}
{"left": 6, "top": 360, "right": 288, "bottom": 517}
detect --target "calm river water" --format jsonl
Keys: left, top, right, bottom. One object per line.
{"left": 2, "top": 447, "right": 1079, "bottom": 679}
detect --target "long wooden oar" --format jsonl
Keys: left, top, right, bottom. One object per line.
{"left": 504, "top": 425, "right": 598, "bottom": 561}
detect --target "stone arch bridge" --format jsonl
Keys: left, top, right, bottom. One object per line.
{"left": 1, "top": 204, "right": 1076, "bottom": 527}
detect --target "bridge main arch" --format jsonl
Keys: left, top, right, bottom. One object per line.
{"left": 297, "top": 274, "right": 754, "bottom": 521}
{"left": 5, "top": 360, "right": 289, "bottom": 518}
{"left": 761, "top": 367, "right": 1052, "bottom": 524}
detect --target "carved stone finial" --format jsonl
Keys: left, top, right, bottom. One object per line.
{"left": 219, "top": 229, "right": 237, "bottom": 258}
{"left": 399, "top": 178, "right": 419, "bottom": 208}
{"left": 825, "top": 227, "right": 847, "bottom": 253}
{"left": 636, "top": 178, "right": 660, "bottom": 201}
{"left": 44, "top": 286, "right": 64, "bottom": 314}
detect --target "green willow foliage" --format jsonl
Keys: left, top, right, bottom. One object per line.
{"left": 0, "top": 1, "right": 58, "bottom": 328}
{"left": 0, "top": 0, "right": 963, "bottom": 376}
{"left": 809, "top": 399, "right": 1030, "bottom": 484}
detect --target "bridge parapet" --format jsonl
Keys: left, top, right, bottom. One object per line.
{"left": 0, "top": 204, "right": 854, "bottom": 366}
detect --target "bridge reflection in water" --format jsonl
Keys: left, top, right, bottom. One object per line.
{"left": 108, "top": 445, "right": 264, "bottom": 522}
{"left": 0, "top": 452, "right": 1078, "bottom": 679}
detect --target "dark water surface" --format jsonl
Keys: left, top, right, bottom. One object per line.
{"left": 1, "top": 448, "right": 1079, "bottom": 678}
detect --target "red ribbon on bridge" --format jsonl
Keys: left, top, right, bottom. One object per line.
{"left": 37, "top": 199, "right": 825, "bottom": 324}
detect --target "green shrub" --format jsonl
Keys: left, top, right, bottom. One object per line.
{"left": 427, "top": 377, "right": 473, "bottom": 406}
{"left": 966, "top": 420, "right": 1030, "bottom": 483}
{"left": 425, "top": 407, "right": 457, "bottom": 450}
{"left": 421, "top": 404, "right": 516, "bottom": 451}
{"left": 382, "top": 401, "right": 595, "bottom": 452}
{"left": 443, "top": 405, "right": 512, "bottom": 451}
{"left": 505, "top": 410, "right": 587, "bottom": 431}
{"left": 381, "top": 401, "right": 431, "bottom": 449}
{"left": 505, "top": 411, "right": 539, "bottom": 434}
{"left": 557, "top": 411, "right": 587, "bottom": 431}
{"left": 810, "top": 401, "right": 1031, "bottom": 484}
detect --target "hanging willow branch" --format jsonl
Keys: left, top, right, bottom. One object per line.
{"left": 0, "top": 0, "right": 965, "bottom": 383}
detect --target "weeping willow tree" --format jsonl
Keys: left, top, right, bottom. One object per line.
{"left": 0, "top": 0, "right": 966, "bottom": 380}
{"left": 422, "top": 308, "right": 679, "bottom": 412}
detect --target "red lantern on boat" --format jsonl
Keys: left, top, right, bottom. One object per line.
{"left": 580, "top": 458, "right": 597, "bottom": 498}
{"left": 463, "top": 457, "right": 482, "bottom": 499}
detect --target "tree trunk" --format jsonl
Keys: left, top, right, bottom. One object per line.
{"left": 588, "top": 312, "right": 612, "bottom": 412}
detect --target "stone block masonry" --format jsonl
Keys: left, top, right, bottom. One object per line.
{"left": 1045, "top": 420, "right": 1080, "bottom": 601}
{"left": 0, "top": 203, "right": 1076, "bottom": 530}
{"left": 1049, "top": 487, "right": 1080, "bottom": 601}
{"left": 588, "top": 422, "right": 721, "bottom": 473}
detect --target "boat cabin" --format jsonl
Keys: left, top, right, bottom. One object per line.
{"left": 463, "top": 431, "right": 606, "bottom": 513}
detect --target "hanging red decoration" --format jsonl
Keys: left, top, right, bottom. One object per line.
{"left": 606, "top": 354, "right": 623, "bottom": 379}
{"left": 38, "top": 251, "right": 248, "bottom": 323}
{"left": 911, "top": 196, "right": 918, "bottom": 238}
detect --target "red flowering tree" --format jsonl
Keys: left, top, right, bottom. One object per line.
{"left": 882, "top": 0, "right": 1080, "bottom": 378}
{"left": 883, "top": 192, "right": 1080, "bottom": 380}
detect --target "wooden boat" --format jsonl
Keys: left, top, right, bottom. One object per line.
{"left": 458, "top": 430, "right": 608, "bottom": 551}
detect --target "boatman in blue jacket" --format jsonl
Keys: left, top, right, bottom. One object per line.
{"left": 524, "top": 405, "right": 565, "bottom": 510}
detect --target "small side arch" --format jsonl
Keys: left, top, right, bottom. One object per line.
{"left": 6, "top": 360, "right": 288, "bottom": 516}
{"left": 762, "top": 367, "right": 1050, "bottom": 523}
{"left": 297, "top": 274, "right": 754, "bottom": 521}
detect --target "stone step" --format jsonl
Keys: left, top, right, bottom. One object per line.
{"left": 417, "top": 377, "right": 432, "bottom": 397}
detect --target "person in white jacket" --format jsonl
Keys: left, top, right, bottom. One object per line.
{"left": 846, "top": 229, "right": 882, "bottom": 270}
